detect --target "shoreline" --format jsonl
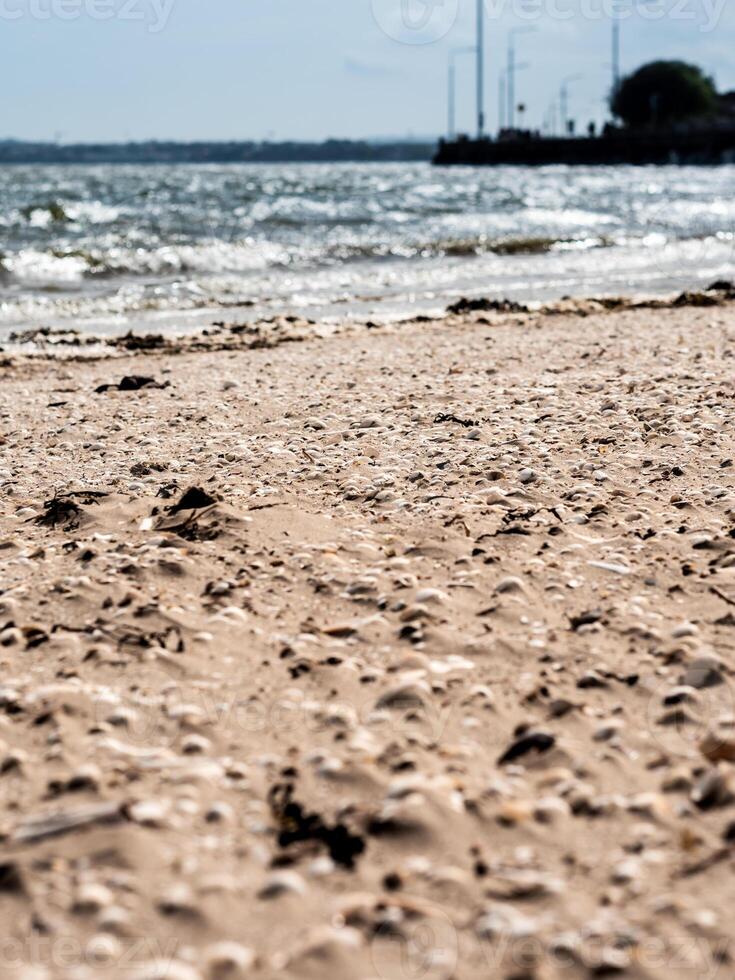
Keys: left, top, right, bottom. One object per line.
{"left": 2, "top": 294, "right": 735, "bottom": 978}
{"left": 3, "top": 280, "right": 734, "bottom": 364}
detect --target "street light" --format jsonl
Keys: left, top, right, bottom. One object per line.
{"left": 543, "top": 100, "right": 559, "bottom": 136}
{"left": 610, "top": 0, "right": 659, "bottom": 103}
{"left": 499, "top": 63, "right": 530, "bottom": 135}
{"left": 448, "top": 46, "right": 477, "bottom": 139}
{"left": 560, "top": 73, "right": 583, "bottom": 135}
{"left": 507, "top": 26, "right": 537, "bottom": 130}
{"left": 499, "top": 70, "right": 506, "bottom": 131}
{"left": 476, "top": 0, "right": 486, "bottom": 138}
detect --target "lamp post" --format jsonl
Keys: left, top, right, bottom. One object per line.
{"left": 610, "top": 0, "right": 658, "bottom": 107}
{"left": 448, "top": 46, "right": 477, "bottom": 139}
{"left": 476, "top": 0, "right": 485, "bottom": 138}
{"left": 499, "top": 63, "right": 530, "bottom": 135}
{"left": 499, "top": 70, "right": 506, "bottom": 132}
{"left": 612, "top": 18, "right": 621, "bottom": 96}
{"left": 560, "top": 74, "right": 583, "bottom": 135}
{"left": 507, "top": 26, "right": 537, "bottom": 130}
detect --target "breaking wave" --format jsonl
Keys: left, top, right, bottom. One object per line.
{"left": 1, "top": 161, "right": 733, "bottom": 329}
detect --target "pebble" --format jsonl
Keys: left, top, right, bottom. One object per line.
{"left": 375, "top": 681, "right": 429, "bottom": 711}
{"left": 85, "top": 934, "right": 123, "bottom": 964}
{"left": 204, "top": 942, "right": 255, "bottom": 977}
{"left": 3, "top": 293, "right": 735, "bottom": 980}
{"left": 157, "top": 883, "right": 202, "bottom": 919}
{"left": 700, "top": 732, "right": 735, "bottom": 764}
{"left": 128, "top": 799, "right": 172, "bottom": 827}
{"left": 682, "top": 656, "right": 724, "bottom": 689}
{"left": 72, "top": 882, "right": 114, "bottom": 914}
{"left": 257, "top": 870, "right": 307, "bottom": 900}
{"left": 692, "top": 769, "right": 734, "bottom": 810}
{"left": 415, "top": 588, "right": 448, "bottom": 604}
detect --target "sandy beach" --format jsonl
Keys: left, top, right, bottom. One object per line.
{"left": 2, "top": 289, "right": 735, "bottom": 980}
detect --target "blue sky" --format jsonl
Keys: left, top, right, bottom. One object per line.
{"left": 1, "top": 0, "right": 733, "bottom": 141}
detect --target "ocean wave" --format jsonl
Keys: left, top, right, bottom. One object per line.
{"left": 12, "top": 199, "right": 121, "bottom": 228}
{"left": 0, "top": 229, "right": 720, "bottom": 289}
{"left": 1, "top": 162, "right": 733, "bottom": 331}
{"left": 1, "top": 240, "right": 291, "bottom": 283}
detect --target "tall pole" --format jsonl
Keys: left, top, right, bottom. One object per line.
{"left": 499, "top": 71, "right": 506, "bottom": 132}
{"left": 507, "top": 36, "right": 515, "bottom": 130}
{"left": 448, "top": 61, "right": 456, "bottom": 139}
{"left": 506, "top": 28, "right": 536, "bottom": 132}
{"left": 477, "top": 0, "right": 485, "bottom": 138}
{"left": 560, "top": 74, "right": 582, "bottom": 136}
{"left": 612, "top": 19, "right": 621, "bottom": 97}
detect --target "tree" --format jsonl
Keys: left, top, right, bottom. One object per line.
{"left": 611, "top": 61, "right": 717, "bottom": 129}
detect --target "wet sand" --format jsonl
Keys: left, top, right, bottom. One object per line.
{"left": 2, "top": 293, "right": 735, "bottom": 979}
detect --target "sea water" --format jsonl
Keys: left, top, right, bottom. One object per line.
{"left": 1, "top": 161, "right": 734, "bottom": 339}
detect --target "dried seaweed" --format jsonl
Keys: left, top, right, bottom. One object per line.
{"left": 268, "top": 783, "right": 365, "bottom": 870}
{"left": 34, "top": 491, "right": 108, "bottom": 531}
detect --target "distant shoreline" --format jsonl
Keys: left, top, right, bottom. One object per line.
{"left": 0, "top": 139, "right": 435, "bottom": 165}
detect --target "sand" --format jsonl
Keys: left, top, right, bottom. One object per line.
{"left": 1, "top": 293, "right": 735, "bottom": 979}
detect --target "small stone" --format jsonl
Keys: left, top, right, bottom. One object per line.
{"left": 128, "top": 799, "right": 171, "bottom": 828}
{"left": 353, "top": 415, "right": 381, "bottom": 429}
{"left": 533, "top": 797, "right": 570, "bottom": 823}
{"left": 375, "top": 681, "right": 429, "bottom": 711}
{"left": 549, "top": 699, "right": 576, "bottom": 719}
{"left": 157, "top": 883, "right": 202, "bottom": 919}
{"left": 205, "top": 802, "right": 234, "bottom": 824}
{"left": 692, "top": 769, "right": 734, "bottom": 811}
{"left": 0, "top": 596, "right": 19, "bottom": 617}
{"left": 672, "top": 622, "right": 699, "bottom": 639}
{"left": 700, "top": 733, "right": 735, "bottom": 765}
{"left": 498, "top": 730, "right": 556, "bottom": 766}
{"left": 208, "top": 580, "right": 232, "bottom": 597}
{"left": 662, "top": 686, "right": 699, "bottom": 707}
{"left": 285, "top": 925, "right": 362, "bottom": 966}
{"left": 257, "top": 870, "right": 307, "bottom": 900}
{"left": 97, "top": 905, "right": 133, "bottom": 936}
{"left": 182, "top": 734, "right": 211, "bottom": 755}
{"left": 611, "top": 857, "right": 641, "bottom": 884}
{"left": 682, "top": 656, "right": 724, "bottom": 689}
{"left": 415, "top": 588, "right": 447, "bottom": 604}
{"left": 72, "top": 882, "right": 114, "bottom": 914}
{"left": 85, "top": 934, "right": 123, "bottom": 964}
{"left": 593, "top": 720, "right": 624, "bottom": 742}
{"left": 205, "top": 942, "right": 255, "bottom": 978}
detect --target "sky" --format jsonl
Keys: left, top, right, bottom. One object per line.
{"left": 1, "top": 0, "right": 733, "bottom": 141}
